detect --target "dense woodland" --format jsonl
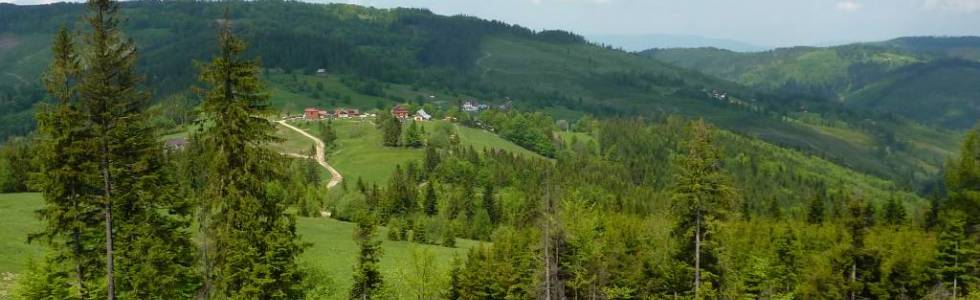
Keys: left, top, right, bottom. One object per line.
{"left": 0, "top": 0, "right": 978, "bottom": 300}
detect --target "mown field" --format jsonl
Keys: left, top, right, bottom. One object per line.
{"left": 0, "top": 193, "right": 480, "bottom": 299}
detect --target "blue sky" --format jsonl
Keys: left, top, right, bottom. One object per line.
{"left": 5, "top": 0, "right": 980, "bottom": 47}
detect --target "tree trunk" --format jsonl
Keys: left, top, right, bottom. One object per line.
{"left": 953, "top": 277, "right": 958, "bottom": 299}
{"left": 201, "top": 211, "right": 211, "bottom": 300}
{"left": 70, "top": 188, "right": 86, "bottom": 298}
{"left": 849, "top": 263, "right": 856, "bottom": 300}
{"left": 953, "top": 241, "right": 959, "bottom": 299}
{"left": 694, "top": 210, "right": 701, "bottom": 299}
{"left": 73, "top": 226, "right": 85, "bottom": 297}
{"left": 100, "top": 140, "right": 115, "bottom": 300}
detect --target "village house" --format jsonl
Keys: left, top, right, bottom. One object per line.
{"left": 414, "top": 109, "right": 431, "bottom": 121}
{"left": 391, "top": 104, "right": 410, "bottom": 119}
{"left": 462, "top": 100, "right": 481, "bottom": 112}
{"left": 335, "top": 108, "right": 360, "bottom": 118}
{"left": 304, "top": 107, "right": 322, "bottom": 120}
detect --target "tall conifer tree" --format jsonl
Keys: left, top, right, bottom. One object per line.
{"left": 197, "top": 19, "right": 305, "bottom": 299}
{"left": 78, "top": 1, "right": 200, "bottom": 297}
{"left": 351, "top": 216, "right": 384, "bottom": 299}
{"left": 672, "top": 120, "right": 736, "bottom": 298}
{"left": 31, "top": 26, "right": 103, "bottom": 299}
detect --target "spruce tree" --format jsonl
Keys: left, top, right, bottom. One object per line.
{"left": 423, "top": 145, "right": 441, "bottom": 174}
{"left": 405, "top": 120, "right": 423, "bottom": 148}
{"left": 351, "top": 216, "right": 384, "bottom": 299}
{"left": 883, "top": 196, "right": 907, "bottom": 226}
{"left": 482, "top": 185, "right": 498, "bottom": 224}
{"left": 198, "top": 21, "right": 304, "bottom": 298}
{"left": 806, "top": 195, "right": 825, "bottom": 224}
{"left": 932, "top": 210, "right": 979, "bottom": 298}
{"left": 31, "top": 26, "right": 103, "bottom": 298}
{"left": 325, "top": 119, "right": 337, "bottom": 148}
{"left": 935, "top": 127, "right": 980, "bottom": 297}
{"left": 671, "top": 120, "right": 736, "bottom": 298}
{"left": 76, "top": 1, "right": 199, "bottom": 298}
{"left": 382, "top": 115, "right": 402, "bottom": 147}
{"left": 424, "top": 183, "right": 438, "bottom": 217}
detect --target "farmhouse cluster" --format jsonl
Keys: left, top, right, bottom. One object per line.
{"left": 303, "top": 107, "right": 371, "bottom": 120}
{"left": 302, "top": 98, "right": 510, "bottom": 122}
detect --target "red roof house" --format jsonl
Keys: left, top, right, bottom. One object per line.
{"left": 391, "top": 105, "right": 410, "bottom": 119}
{"left": 304, "top": 108, "right": 321, "bottom": 120}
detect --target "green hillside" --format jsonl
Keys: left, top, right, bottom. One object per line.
{"left": 848, "top": 59, "right": 980, "bottom": 129}
{"left": 643, "top": 40, "right": 980, "bottom": 130}
{"left": 879, "top": 36, "right": 980, "bottom": 61}
{"left": 0, "top": 193, "right": 479, "bottom": 299}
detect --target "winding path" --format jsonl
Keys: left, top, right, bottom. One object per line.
{"left": 277, "top": 120, "right": 343, "bottom": 189}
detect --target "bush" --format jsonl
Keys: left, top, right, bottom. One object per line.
{"left": 387, "top": 218, "right": 406, "bottom": 241}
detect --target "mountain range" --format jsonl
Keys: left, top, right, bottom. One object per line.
{"left": 0, "top": 1, "right": 973, "bottom": 190}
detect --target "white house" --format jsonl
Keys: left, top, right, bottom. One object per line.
{"left": 414, "top": 109, "right": 432, "bottom": 121}
{"left": 462, "top": 100, "right": 480, "bottom": 112}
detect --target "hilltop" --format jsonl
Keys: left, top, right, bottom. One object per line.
{"left": 0, "top": 1, "right": 961, "bottom": 187}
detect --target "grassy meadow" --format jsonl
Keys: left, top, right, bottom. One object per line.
{"left": 284, "top": 119, "right": 542, "bottom": 185}
{"left": 0, "top": 193, "right": 480, "bottom": 299}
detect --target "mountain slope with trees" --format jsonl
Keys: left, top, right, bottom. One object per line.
{"left": 643, "top": 38, "right": 980, "bottom": 130}
{"left": 0, "top": 2, "right": 959, "bottom": 193}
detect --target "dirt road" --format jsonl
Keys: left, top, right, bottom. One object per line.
{"left": 277, "top": 120, "right": 343, "bottom": 189}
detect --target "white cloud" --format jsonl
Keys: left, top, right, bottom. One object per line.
{"left": 835, "top": 0, "right": 863, "bottom": 12}
{"left": 923, "top": 0, "right": 980, "bottom": 12}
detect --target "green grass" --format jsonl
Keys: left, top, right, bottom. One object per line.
{"left": 0, "top": 193, "right": 45, "bottom": 274}
{"left": 283, "top": 119, "right": 542, "bottom": 185}
{"left": 0, "top": 193, "right": 479, "bottom": 299}
{"left": 298, "top": 217, "right": 479, "bottom": 298}
{"left": 270, "top": 124, "right": 320, "bottom": 155}
{"left": 288, "top": 119, "right": 423, "bottom": 185}
{"left": 0, "top": 193, "right": 45, "bottom": 298}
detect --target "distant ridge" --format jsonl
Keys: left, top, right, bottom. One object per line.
{"left": 588, "top": 33, "right": 768, "bottom": 52}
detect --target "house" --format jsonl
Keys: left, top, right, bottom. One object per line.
{"left": 304, "top": 107, "right": 322, "bottom": 120}
{"left": 315, "top": 68, "right": 328, "bottom": 77}
{"left": 335, "top": 108, "right": 348, "bottom": 118}
{"left": 165, "top": 138, "right": 189, "bottom": 151}
{"left": 391, "top": 105, "right": 410, "bottom": 119}
{"left": 334, "top": 108, "right": 361, "bottom": 118}
{"left": 414, "top": 109, "right": 431, "bottom": 121}
{"left": 462, "top": 100, "right": 480, "bottom": 112}
{"left": 498, "top": 100, "right": 513, "bottom": 111}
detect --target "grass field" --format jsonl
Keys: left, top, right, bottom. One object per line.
{"left": 284, "top": 119, "right": 541, "bottom": 185}
{"left": 0, "top": 193, "right": 479, "bottom": 299}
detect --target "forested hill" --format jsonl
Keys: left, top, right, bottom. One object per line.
{"left": 642, "top": 38, "right": 980, "bottom": 130}
{"left": 0, "top": 1, "right": 959, "bottom": 188}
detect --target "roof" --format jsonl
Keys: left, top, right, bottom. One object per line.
{"left": 165, "top": 138, "right": 189, "bottom": 147}
{"left": 416, "top": 109, "right": 431, "bottom": 119}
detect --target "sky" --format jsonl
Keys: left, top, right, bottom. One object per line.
{"left": 4, "top": 0, "right": 980, "bottom": 48}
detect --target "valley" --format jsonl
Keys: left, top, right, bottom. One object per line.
{"left": 0, "top": 1, "right": 978, "bottom": 299}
